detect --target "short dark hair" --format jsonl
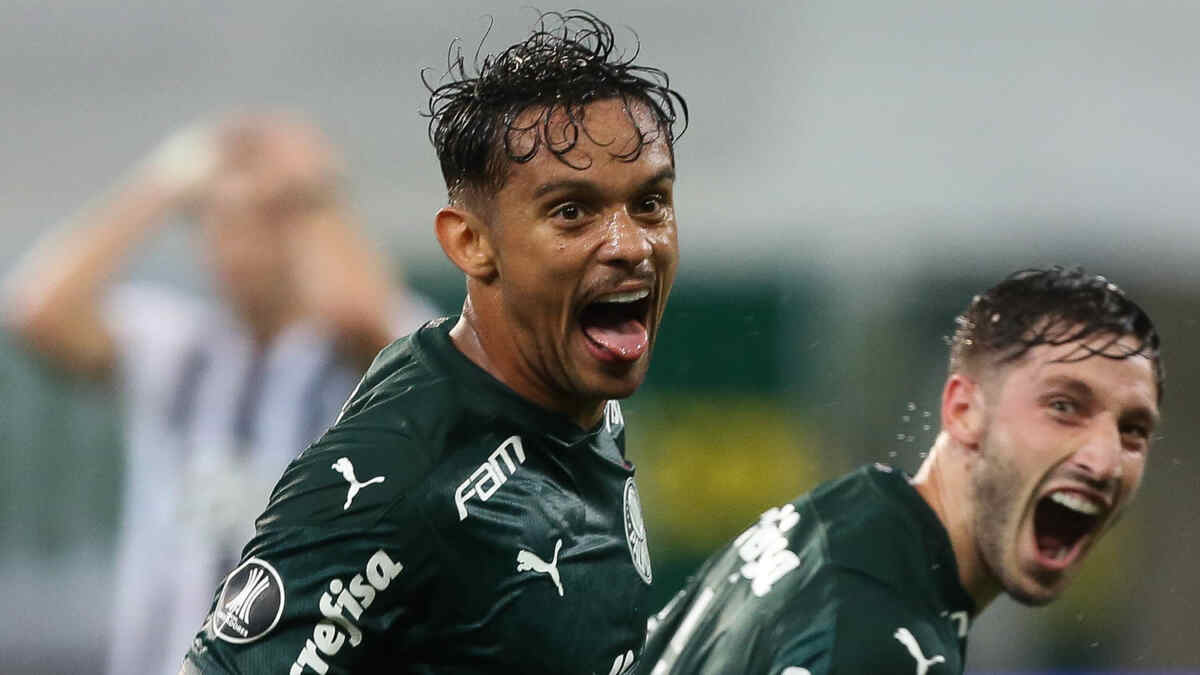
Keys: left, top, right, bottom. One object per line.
{"left": 422, "top": 10, "right": 688, "bottom": 201}
{"left": 948, "top": 266, "right": 1164, "bottom": 400}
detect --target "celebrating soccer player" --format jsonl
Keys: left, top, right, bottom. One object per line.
{"left": 180, "top": 10, "right": 686, "bottom": 674}
{"left": 638, "top": 266, "right": 1161, "bottom": 674}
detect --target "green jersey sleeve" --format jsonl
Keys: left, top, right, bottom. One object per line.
{"left": 184, "top": 407, "right": 440, "bottom": 674}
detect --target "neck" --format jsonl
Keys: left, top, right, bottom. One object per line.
{"left": 449, "top": 295, "right": 603, "bottom": 430}
{"left": 240, "top": 300, "right": 298, "bottom": 348}
{"left": 911, "top": 433, "right": 1003, "bottom": 613}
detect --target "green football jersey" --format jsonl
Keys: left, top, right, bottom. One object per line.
{"left": 181, "top": 317, "right": 654, "bottom": 675}
{"left": 637, "top": 465, "right": 973, "bottom": 675}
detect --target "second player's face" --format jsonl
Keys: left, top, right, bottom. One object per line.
{"left": 969, "top": 332, "right": 1158, "bottom": 605}
{"left": 201, "top": 173, "right": 295, "bottom": 320}
{"left": 483, "top": 98, "right": 679, "bottom": 415}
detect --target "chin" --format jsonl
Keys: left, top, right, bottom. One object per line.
{"left": 591, "top": 375, "right": 644, "bottom": 401}
{"left": 1005, "top": 570, "right": 1068, "bottom": 607}
{"left": 1007, "top": 586, "right": 1058, "bottom": 607}
{"left": 583, "top": 367, "right": 648, "bottom": 402}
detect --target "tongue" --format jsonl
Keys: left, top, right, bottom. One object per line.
{"left": 583, "top": 318, "right": 649, "bottom": 361}
{"left": 1036, "top": 533, "right": 1070, "bottom": 555}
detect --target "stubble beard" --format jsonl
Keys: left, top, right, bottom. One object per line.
{"left": 970, "top": 431, "right": 1049, "bottom": 607}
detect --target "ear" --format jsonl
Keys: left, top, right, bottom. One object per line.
{"left": 435, "top": 206, "right": 497, "bottom": 281}
{"left": 941, "top": 372, "right": 986, "bottom": 449}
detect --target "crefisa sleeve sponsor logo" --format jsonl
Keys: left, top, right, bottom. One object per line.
{"left": 212, "top": 558, "right": 286, "bottom": 644}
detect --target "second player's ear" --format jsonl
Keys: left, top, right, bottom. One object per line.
{"left": 941, "top": 372, "right": 986, "bottom": 450}
{"left": 435, "top": 206, "right": 497, "bottom": 281}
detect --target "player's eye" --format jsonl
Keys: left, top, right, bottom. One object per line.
{"left": 550, "top": 202, "right": 586, "bottom": 223}
{"left": 632, "top": 194, "right": 668, "bottom": 219}
{"left": 1119, "top": 423, "right": 1152, "bottom": 449}
{"left": 1048, "top": 398, "right": 1079, "bottom": 416}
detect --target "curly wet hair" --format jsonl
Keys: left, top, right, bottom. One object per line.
{"left": 948, "top": 266, "right": 1163, "bottom": 400}
{"left": 422, "top": 10, "right": 688, "bottom": 201}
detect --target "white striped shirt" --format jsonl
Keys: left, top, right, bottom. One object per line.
{"left": 102, "top": 283, "right": 436, "bottom": 675}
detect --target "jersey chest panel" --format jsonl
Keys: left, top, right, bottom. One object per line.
{"left": 410, "top": 430, "right": 651, "bottom": 674}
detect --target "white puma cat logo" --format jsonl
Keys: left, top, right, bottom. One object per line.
{"left": 894, "top": 627, "right": 946, "bottom": 675}
{"left": 516, "top": 539, "right": 564, "bottom": 597}
{"left": 331, "top": 457, "right": 385, "bottom": 510}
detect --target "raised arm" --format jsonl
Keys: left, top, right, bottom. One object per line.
{"left": 289, "top": 198, "right": 399, "bottom": 371}
{"left": 248, "top": 116, "right": 403, "bottom": 370}
{"left": 2, "top": 128, "right": 217, "bottom": 376}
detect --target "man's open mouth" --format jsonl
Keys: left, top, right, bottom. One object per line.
{"left": 1032, "top": 489, "right": 1105, "bottom": 568}
{"left": 578, "top": 288, "right": 653, "bottom": 362}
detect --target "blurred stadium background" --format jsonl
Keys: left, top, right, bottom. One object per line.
{"left": 2, "top": 1, "right": 1197, "bottom": 672}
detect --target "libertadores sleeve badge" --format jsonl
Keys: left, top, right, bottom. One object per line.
{"left": 212, "top": 558, "right": 286, "bottom": 644}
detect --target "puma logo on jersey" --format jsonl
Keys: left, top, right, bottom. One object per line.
{"left": 516, "top": 538, "right": 564, "bottom": 597}
{"left": 331, "top": 457, "right": 385, "bottom": 510}
{"left": 894, "top": 627, "right": 946, "bottom": 675}
{"left": 454, "top": 435, "right": 526, "bottom": 520}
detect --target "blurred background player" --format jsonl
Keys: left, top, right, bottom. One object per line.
{"left": 637, "top": 266, "right": 1162, "bottom": 674}
{"left": 2, "top": 112, "right": 438, "bottom": 675}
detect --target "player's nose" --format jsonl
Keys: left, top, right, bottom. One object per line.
{"left": 598, "top": 209, "right": 653, "bottom": 267}
{"left": 1070, "top": 420, "right": 1124, "bottom": 488}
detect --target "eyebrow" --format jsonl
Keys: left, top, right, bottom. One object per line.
{"left": 531, "top": 167, "right": 676, "bottom": 200}
{"left": 1042, "top": 374, "right": 1161, "bottom": 428}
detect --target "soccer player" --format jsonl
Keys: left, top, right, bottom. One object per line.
{"left": 637, "top": 267, "right": 1162, "bottom": 674}
{"left": 181, "top": 11, "right": 687, "bottom": 674}
{"left": 4, "top": 113, "right": 435, "bottom": 675}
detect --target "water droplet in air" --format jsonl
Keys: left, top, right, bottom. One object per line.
{"left": 922, "top": 410, "right": 931, "bottom": 418}
{"left": 896, "top": 433, "right": 906, "bottom": 441}
{"left": 901, "top": 415, "right": 911, "bottom": 423}
{"left": 922, "top": 425, "right": 931, "bottom": 431}
{"left": 888, "top": 451, "right": 897, "bottom": 458}
{"left": 905, "top": 435, "right": 915, "bottom": 443}
{"left": 907, "top": 402, "right": 917, "bottom": 411}
{"left": 919, "top": 452, "right": 928, "bottom": 458}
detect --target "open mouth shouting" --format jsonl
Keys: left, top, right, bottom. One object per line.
{"left": 1031, "top": 488, "right": 1109, "bottom": 571}
{"left": 578, "top": 286, "right": 654, "bottom": 364}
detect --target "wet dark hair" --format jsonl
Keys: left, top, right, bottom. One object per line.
{"left": 948, "top": 266, "right": 1163, "bottom": 400}
{"left": 422, "top": 10, "right": 688, "bottom": 201}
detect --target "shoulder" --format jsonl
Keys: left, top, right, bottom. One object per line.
{"left": 257, "top": 327, "right": 468, "bottom": 528}
{"left": 809, "top": 467, "right": 926, "bottom": 569}
{"left": 771, "top": 570, "right": 952, "bottom": 675}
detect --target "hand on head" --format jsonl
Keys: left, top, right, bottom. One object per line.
{"left": 138, "top": 110, "right": 343, "bottom": 218}
{"left": 216, "top": 112, "right": 344, "bottom": 206}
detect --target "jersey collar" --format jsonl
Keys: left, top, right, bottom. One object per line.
{"left": 417, "top": 316, "right": 609, "bottom": 448}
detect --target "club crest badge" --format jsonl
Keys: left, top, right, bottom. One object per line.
{"left": 623, "top": 478, "right": 652, "bottom": 584}
{"left": 212, "top": 558, "right": 285, "bottom": 644}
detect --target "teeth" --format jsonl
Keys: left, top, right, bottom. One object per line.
{"left": 595, "top": 289, "right": 649, "bottom": 304}
{"left": 1050, "top": 546, "right": 1070, "bottom": 561}
{"left": 1049, "top": 491, "right": 1101, "bottom": 516}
